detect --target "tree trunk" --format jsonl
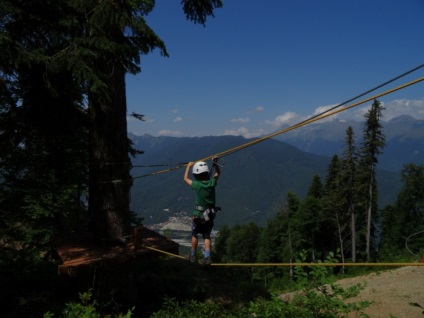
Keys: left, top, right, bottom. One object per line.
{"left": 88, "top": 62, "right": 132, "bottom": 243}
{"left": 366, "top": 179, "right": 373, "bottom": 262}
{"left": 288, "top": 229, "right": 293, "bottom": 279}
{"left": 350, "top": 205, "right": 356, "bottom": 263}
{"left": 336, "top": 213, "right": 345, "bottom": 274}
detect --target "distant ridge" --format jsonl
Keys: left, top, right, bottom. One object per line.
{"left": 276, "top": 115, "right": 424, "bottom": 171}
{"left": 129, "top": 134, "right": 402, "bottom": 228}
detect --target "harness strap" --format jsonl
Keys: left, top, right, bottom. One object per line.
{"left": 195, "top": 206, "right": 222, "bottom": 212}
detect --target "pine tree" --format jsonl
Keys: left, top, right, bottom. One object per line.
{"left": 1, "top": 0, "right": 223, "bottom": 307}
{"left": 284, "top": 192, "right": 301, "bottom": 278}
{"left": 380, "top": 164, "right": 424, "bottom": 257}
{"left": 0, "top": 0, "right": 89, "bottom": 250}
{"left": 358, "top": 99, "right": 385, "bottom": 261}
{"left": 256, "top": 194, "right": 299, "bottom": 278}
{"left": 80, "top": 0, "right": 223, "bottom": 242}
{"left": 339, "top": 126, "right": 358, "bottom": 262}
{"left": 225, "top": 223, "right": 261, "bottom": 264}
{"left": 1, "top": 0, "right": 223, "bottom": 244}
{"left": 297, "top": 175, "right": 325, "bottom": 260}
{"left": 258, "top": 213, "right": 287, "bottom": 264}
{"left": 214, "top": 224, "right": 231, "bottom": 262}
{"left": 323, "top": 155, "right": 347, "bottom": 265}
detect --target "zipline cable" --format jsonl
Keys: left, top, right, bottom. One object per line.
{"left": 131, "top": 163, "right": 189, "bottom": 168}
{"left": 132, "top": 163, "right": 189, "bottom": 180}
{"left": 144, "top": 243, "right": 424, "bottom": 267}
{"left": 282, "top": 63, "right": 424, "bottom": 128}
{"left": 133, "top": 75, "right": 424, "bottom": 179}
{"left": 200, "top": 76, "right": 424, "bottom": 160}
{"left": 111, "top": 64, "right": 424, "bottom": 174}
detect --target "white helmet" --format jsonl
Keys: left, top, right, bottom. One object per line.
{"left": 192, "top": 161, "right": 209, "bottom": 175}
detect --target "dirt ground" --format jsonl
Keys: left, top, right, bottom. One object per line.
{"left": 333, "top": 266, "right": 424, "bottom": 318}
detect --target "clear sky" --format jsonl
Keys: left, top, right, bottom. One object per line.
{"left": 126, "top": 0, "right": 424, "bottom": 138}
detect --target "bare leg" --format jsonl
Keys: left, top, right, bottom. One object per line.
{"left": 191, "top": 236, "right": 198, "bottom": 253}
{"left": 204, "top": 238, "right": 211, "bottom": 253}
{"left": 204, "top": 238, "right": 212, "bottom": 259}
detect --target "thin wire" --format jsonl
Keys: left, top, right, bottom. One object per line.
{"left": 132, "top": 75, "right": 424, "bottom": 179}
{"left": 132, "top": 164, "right": 187, "bottom": 180}
{"left": 131, "top": 162, "right": 189, "bottom": 168}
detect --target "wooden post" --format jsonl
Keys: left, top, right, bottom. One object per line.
{"left": 133, "top": 226, "right": 143, "bottom": 250}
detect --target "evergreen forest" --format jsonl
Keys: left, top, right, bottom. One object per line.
{"left": 1, "top": 1, "right": 424, "bottom": 317}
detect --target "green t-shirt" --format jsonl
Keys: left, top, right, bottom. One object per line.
{"left": 191, "top": 178, "right": 217, "bottom": 217}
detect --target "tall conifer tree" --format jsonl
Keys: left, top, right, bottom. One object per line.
{"left": 324, "top": 155, "right": 347, "bottom": 264}
{"left": 340, "top": 126, "right": 358, "bottom": 262}
{"left": 1, "top": 0, "right": 223, "bottom": 244}
{"left": 297, "top": 175, "right": 325, "bottom": 260}
{"left": 0, "top": 0, "right": 88, "bottom": 249}
{"left": 380, "top": 164, "right": 424, "bottom": 256}
{"left": 359, "top": 99, "right": 385, "bottom": 261}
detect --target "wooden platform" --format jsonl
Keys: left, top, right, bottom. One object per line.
{"left": 54, "top": 227, "right": 180, "bottom": 276}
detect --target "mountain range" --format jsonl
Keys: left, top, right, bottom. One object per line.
{"left": 130, "top": 134, "right": 332, "bottom": 227}
{"left": 127, "top": 115, "right": 424, "bottom": 228}
{"left": 276, "top": 115, "right": 424, "bottom": 172}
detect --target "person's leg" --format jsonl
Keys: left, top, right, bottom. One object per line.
{"left": 204, "top": 238, "right": 211, "bottom": 258}
{"left": 191, "top": 235, "right": 198, "bottom": 255}
{"left": 199, "top": 223, "right": 213, "bottom": 264}
{"left": 190, "top": 220, "right": 200, "bottom": 262}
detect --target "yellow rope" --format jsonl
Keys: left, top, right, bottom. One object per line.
{"left": 144, "top": 245, "right": 186, "bottom": 259}
{"left": 142, "top": 76, "right": 424, "bottom": 177}
{"left": 144, "top": 244, "right": 424, "bottom": 267}
{"left": 211, "top": 262, "right": 424, "bottom": 267}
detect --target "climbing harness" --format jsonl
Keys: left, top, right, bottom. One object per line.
{"left": 192, "top": 207, "right": 220, "bottom": 224}
{"left": 205, "top": 207, "right": 220, "bottom": 222}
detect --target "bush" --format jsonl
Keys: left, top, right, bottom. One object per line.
{"left": 44, "top": 290, "right": 133, "bottom": 318}
{"left": 150, "top": 284, "right": 370, "bottom": 318}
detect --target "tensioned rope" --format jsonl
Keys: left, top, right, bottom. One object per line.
{"left": 133, "top": 74, "right": 424, "bottom": 179}
{"left": 210, "top": 262, "right": 424, "bottom": 267}
{"left": 145, "top": 245, "right": 424, "bottom": 267}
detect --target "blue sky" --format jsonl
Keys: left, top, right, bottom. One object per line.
{"left": 126, "top": 0, "right": 424, "bottom": 138}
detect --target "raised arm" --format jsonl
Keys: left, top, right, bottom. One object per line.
{"left": 184, "top": 162, "right": 194, "bottom": 186}
{"left": 212, "top": 157, "right": 220, "bottom": 180}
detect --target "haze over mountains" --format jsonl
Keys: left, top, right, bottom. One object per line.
{"left": 130, "top": 134, "right": 331, "bottom": 227}
{"left": 128, "top": 115, "right": 424, "bottom": 228}
{"left": 276, "top": 115, "right": 424, "bottom": 172}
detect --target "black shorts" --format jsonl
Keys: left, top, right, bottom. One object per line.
{"left": 192, "top": 218, "right": 214, "bottom": 239}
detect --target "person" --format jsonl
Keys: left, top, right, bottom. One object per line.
{"left": 184, "top": 157, "right": 221, "bottom": 265}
